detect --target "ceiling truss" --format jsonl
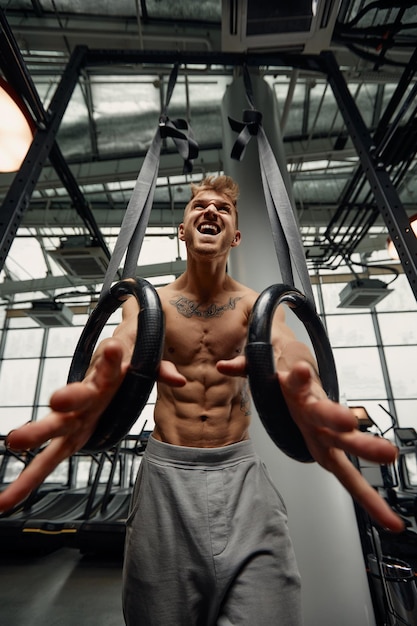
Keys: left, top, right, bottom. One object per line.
{"left": 1, "top": 2, "right": 417, "bottom": 303}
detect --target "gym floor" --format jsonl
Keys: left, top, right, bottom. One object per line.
{"left": 0, "top": 548, "right": 124, "bottom": 625}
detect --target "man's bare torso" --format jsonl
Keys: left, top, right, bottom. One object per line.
{"left": 152, "top": 278, "right": 258, "bottom": 447}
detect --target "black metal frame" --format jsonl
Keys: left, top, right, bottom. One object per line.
{"left": 0, "top": 10, "right": 111, "bottom": 268}
{"left": 1, "top": 8, "right": 417, "bottom": 300}
{"left": 321, "top": 51, "right": 417, "bottom": 301}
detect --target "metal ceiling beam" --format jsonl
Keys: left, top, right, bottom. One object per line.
{"left": 0, "top": 142, "right": 358, "bottom": 198}
{"left": 0, "top": 260, "right": 186, "bottom": 298}
{"left": 82, "top": 48, "right": 318, "bottom": 71}
{"left": 373, "top": 46, "right": 417, "bottom": 149}
{"left": 6, "top": 16, "right": 218, "bottom": 54}
{"left": 0, "top": 148, "right": 224, "bottom": 195}
{"left": 0, "top": 44, "right": 87, "bottom": 274}
{"left": 2, "top": 260, "right": 403, "bottom": 301}
{"left": 2, "top": 16, "right": 416, "bottom": 288}
{"left": 21, "top": 207, "right": 185, "bottom": 229}
{"left": 5, "top": 12, "right": 414, "bottom": 70}
{"left": 0, "top": 11, "right": 112, "bottom": 269}
{"left": 323, "top": 51, "right": 417, "bottom": 301}
{"left": 19, "top": 204, "right": 398, "bottom": 230}
{"left": 49, "top": 142, "right": 112, "bottom": 257}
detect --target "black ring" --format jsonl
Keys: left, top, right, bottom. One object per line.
{"left": 67, "top": 278, "right": 164, "bottom": 452}
{"left": 246, "top": 284, "right": 339, "bottom": 463}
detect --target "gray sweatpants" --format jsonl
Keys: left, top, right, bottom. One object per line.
{"left": 123, "top": 436, "right": 302, "bottom": 626}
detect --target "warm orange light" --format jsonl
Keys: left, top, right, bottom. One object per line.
{"left": 0, "top": 77, "right": 34, "bottom": 173}
{"left": 349, "top": 406, "right": 373, "bottom": 430}
{"left": 387, "top": 213, "right": 417, "bottom": 260}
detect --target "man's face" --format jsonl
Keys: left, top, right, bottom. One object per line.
{"left": 178, "top": 190, "right": 241, "bottom": 257}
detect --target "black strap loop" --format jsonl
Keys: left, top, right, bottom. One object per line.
{"left": 159, "top": 115, "right": 198, "bottom": 174}
{"left": 228, "top": 109, "right": 262, "bottom": 161}
{"left": 243, "top": 108, "right": 263, "bottom": 129}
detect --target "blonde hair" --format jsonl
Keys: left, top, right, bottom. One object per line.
{"left": 189, "top": 175, "right": 239, "bottom": 225}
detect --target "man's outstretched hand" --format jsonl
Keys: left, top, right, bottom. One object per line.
{"left": 0, "top": 341, "right": 186, "bottom": 513}
{"left": 217, "top": 357, "right": 404, "bottom": 533}
{"left": 280, "top": 361, "right": 403, "bottom": 533}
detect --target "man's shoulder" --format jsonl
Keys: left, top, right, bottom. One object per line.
{"left": 157, "top": 282, "right": 179, "bottom": 301}
{"left": 228, "top": 279, "right": 258, "bottom": 302}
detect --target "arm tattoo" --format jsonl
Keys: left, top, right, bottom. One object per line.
{"left": 170, "top": 295, "right": 242, "bottom": 318}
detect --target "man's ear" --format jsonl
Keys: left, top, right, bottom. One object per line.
{"left": 178, "top": 223, "right": 185, "bottom": 241}
{"left": 231, "top": 230, "right": 241, "bottom": 247}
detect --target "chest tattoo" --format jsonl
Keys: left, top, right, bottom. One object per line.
{"left": 170, "top": 295, "right": 242, "bottom": 318}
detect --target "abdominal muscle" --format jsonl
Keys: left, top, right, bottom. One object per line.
{"left": 152, "top": 363, "right": 251, "bottom": 448}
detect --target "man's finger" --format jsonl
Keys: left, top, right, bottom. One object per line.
{"left": 328, "top": 450, "right": 404, "bottom": 533}
{"left": 49, "top": 380, "right": 103, "bottom": 413}
{"left": 336, "top": 432, "right": 398, "bottom": 465}
{"left": 216, "top": 355, "right": 247, "bottom": 377}
{"left": 158, "top": 360, "right": 187, "bottom": 387}
{"left": 0, "top": 437, "right": 76, "bottom": 512}
{"left": 6, "top": 414, "right": 68, "bottom": 452}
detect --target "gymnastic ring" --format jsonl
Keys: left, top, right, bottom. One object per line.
{"left": 67, "top": 278, "right": 164, "bottom": 453}
{"left": 246, "top": 284, "right": 339, "bottom": 463}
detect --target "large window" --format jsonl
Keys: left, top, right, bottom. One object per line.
{"left": 316, "top": 273, "right": 417, "bottom": 436}
{"left": 0, "top": 310, "right": 125, "bottom": 433}
{"left": 0, "top": 271, "right": 416, "bottom": 442}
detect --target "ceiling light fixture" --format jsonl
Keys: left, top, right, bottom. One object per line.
{"left": 24, "top": 300, "right": 74, "bottom": 328}
{"left": 338, "top": 277, "right": 392, "bottom": 308}
{"left": 48, "top": 235, "right": 109, "bottom": 279}
{"left": 0, "top": 76, "right": 35, "bottom": 173}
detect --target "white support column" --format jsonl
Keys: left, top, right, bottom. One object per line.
{"left": 222, "top": 73, "right": 376, "bottom": 626}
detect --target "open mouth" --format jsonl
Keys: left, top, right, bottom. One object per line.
{"left": 197, "top": 223, "right": 221, "bottom": 236}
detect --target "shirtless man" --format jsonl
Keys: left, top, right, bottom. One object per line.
{"left": 0, "top": 176, "right": 402, "bottom": 625}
